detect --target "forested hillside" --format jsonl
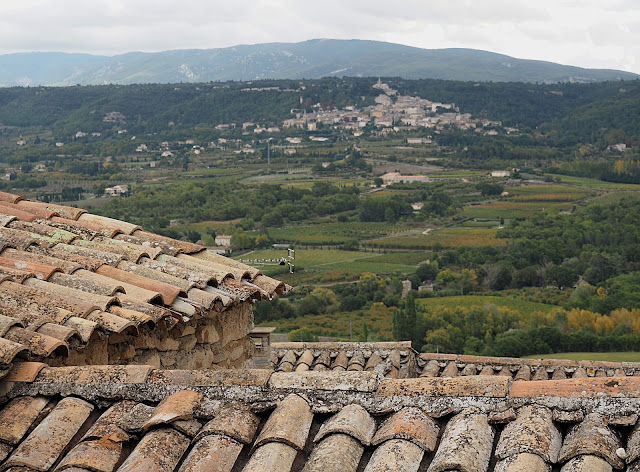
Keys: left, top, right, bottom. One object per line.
{"left": 1, "top": 78, "right": 639, "bottom": 144}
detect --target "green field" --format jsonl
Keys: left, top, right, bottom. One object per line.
{"left": 547, "top": 174, "right": 640, "bottom": 190}
{"left": 257, "top": 302, "right": 396, "bottom": 339}
{"left": 235, "top": 248, "right": 422, "bottom": 282}
{"left": 508, "top": 184, "right": 592, "bottom": 201}
{"left": 418, "top": 295, "right": 557, "bottom": 315}
{"left": 371, "top": 228, "right": 506, "bottom": 249}
{"left": 266, "top": 222, "right": 409, "bottom": 245}
{"left": 461, "top": 201, "right": 574, "bottom": 219}
{"left": 526, "top": 352, "right": 640, "bottom": 362}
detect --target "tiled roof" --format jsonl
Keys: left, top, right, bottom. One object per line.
{"left": 271, "top": 341, "right": 416, "bottom": 378}
{"left": 417, "top": 352, "right": 638, "bottom": 380}
{"left": 2, "top": 362, "right": 640, "bottom": 471}
{"left": 0, "top": 192, "right": 288, "bottom": 378}
{"left": 271, "top": 344, "right": 640, "bottom": 381}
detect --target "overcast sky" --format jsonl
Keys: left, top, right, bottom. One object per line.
{"left": 1, "top": 0, "right": 639, "bottom": 73}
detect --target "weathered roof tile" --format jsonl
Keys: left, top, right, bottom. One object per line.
{"left": 558, "top": 413, "right": 623, "bottom": 469}
{"left": 2, "top": 396, "right": 94, "bottom": 471}
{"left": 195, "top": 404, "right": 260, "bottom": 444}
{"left": 270, "top": 371, "right": 379, "bottom": 392}
{"left": 303, "top": 434, "right": 364, "bottom": 472}
{"left": 141, "top": 389, "right": 203, "bottom": 431}
{"left": 56, "top": 438, "right": 123, "bottom": 472}
{"left": 495, "top": 452, "right": 551, "bottom": 472}
{"left": 496, "top": 405, "right": 561, "bottom": 463}
{"left": 315, "top": 404, "right": 376, "bottom": 445}
{"left": 254, "top": 393, "right": 313, "bottom": 451}
{"left": 372, "top": 407, "right": 439, "bottom": 451}
{"left": 242, "top": 441, "right": 298, "bottom": 472}
{"left": 426, "top": 408, "right": 494, "bottom": 472}
{"left": 115, "top": 427, "right": 190, "bottom": 472}
{"left": 364, "top": 438, "right": 424, "bottom": 472}
{"left": 0, "top": 395, "right": 49, "bottom": 445}
{"left": 178, "top": 433, "right": 244, "bottom": 472}
{"left": 560, "top": 455, "right": 613, "bottom": 472}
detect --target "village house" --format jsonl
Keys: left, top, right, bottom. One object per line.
{"left": 214, "top": 234, "right": 232, "bottom": 248}
{"left": 104, "top": 184, "right": 129, "bottom": 196}
{"left": 491, "top": 170, "right": 511, "bottom": 178}
{"left": 381, "top": 172, "right": 430, "bottom": 185}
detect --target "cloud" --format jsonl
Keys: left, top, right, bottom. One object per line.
{"left": 0, "top": 0, "right": 638, "bottom": 73}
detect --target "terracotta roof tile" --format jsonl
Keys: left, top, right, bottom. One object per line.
{"left": 2, "top": 396, "right": 94, "bottom": 471}
{"left": 0, "top": 395, "right": 49, "bottom": 445}
{"left": 8, "top": 220, "right": 77, "bottom": 244}
{"left": 441, "top": 360, "right": 459, "bottom": 377}
{"left": 427, "top": 408, "right": 494, "bottom": 472}
{"left": 82, "top": 401, "right": 135, "bottom": 443}
{"left": 421, "top": 359, "right": 440, "bottom": 377}
{"left": 0, "top": 336, "right": 27, "bottom": 366}
{"left": 254, "top": 393, "right": 313, "bottom": 450}
{"left": 495, "top": 452, "right": 551, "bottom": 472}
{"left": 561, "top": 455, "right": 613, "bottom": 472}
{"left": 365, "top": 438, "right": 424, "bottom": 472}
{"left": 115, "top": 427, "right": 190, "bottom": 472}
{"left": 372, "top": 407, "right": 439, "bottom": 451}
{"left": 315, "top": 404, "right": 376, "bottom": 445}
{"left": 194, "top": 404, "right": 259, "bottom": 445}
{"left": 332, "top": 350, "right": 348, "bottom": 370}
{"left": 142, "top": 389, "right": 204, "bottom": 431}
{"left": 302, "top": 433, "right": 364, "bottom": 472}
{"left": 0, "top": 191, "right": 25, "bottom": 204}
{"left": 365, "top": 352, "right": 383, "bottom": 371}
{"left": 243, "top": 441, "right": 299, "bottom": 472}
{"left": 496, "top": 405, "right": 561, "bottom": 463}
{"left": 0, "top": 227, "right": 40, "bottom": 251}
{"left": 559, "top": 413, "right": 623, "bottom": 469}
{"left": 2, "top": 361, "right": 47, "bottom": 382}
{"left": 4, "top": 325, "right": 68, "bottom": 358}
{"left": 129, "top": 230, "right": 204, "bottom": 255}
{"left": 0, "top": 205, "right": 38, "bottom": 222}
{"left": 16, "top": 200, "right": 86, "bottom": 220}
{"left": 77, "top": 212, "right": 140, "bottom": 234}
{"left": 178, "top": 434, "right": 244, "bottom": 472}
{"left": 55, "top": 438, "right": 123, "bottom": 472}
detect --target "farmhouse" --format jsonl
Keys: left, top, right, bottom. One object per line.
{"left": 381, "top": 172, "right": 430, "bottom": 184}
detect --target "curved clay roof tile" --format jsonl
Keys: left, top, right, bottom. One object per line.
{"left": 16, "top": 200, "right": 86, "bottom": 220}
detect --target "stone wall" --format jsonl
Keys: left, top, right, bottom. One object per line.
{"left": 48, "top": 302, "right": 255, "bottom": 370}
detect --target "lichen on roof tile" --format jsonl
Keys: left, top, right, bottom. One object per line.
{"left": 253, "top": 393, "right": 313, "bottom": 451}
{"left": 2, "top": 396, "right": 94, "bottom": 471}
{"left": 315, "top": 404, "right": 376, "bottom": 445}
{"left": 0, "top": 395, "right": 49, "bottom": 445}
{"left": 178, "top": 433, "right": 244, "bottom": 472}
{"left": 561, "top": 455, "right": 613, "bottom": 472}
{"left": 364, "top": 438, "right": 424, "bottom": 472}
{"left": 303, "top": 433, "right": 364, "bottom": 472}
{"left": 558, "top": 413, "right": 623, "bottom": 469}
{"left": 372, "top": 407, "right": 439, "bottom": 452}
{"left": 142, "top": 389, "right": 203, "bottom": 431}
{"left": 115, "top": 427, "right": 190, "bottom": 472}
{"left": 495, "top": 452, "right": 551, "bottom": 472}
{"left": 195, "top": 404, "right": 260, "bottom": 444}
{"left": 496, "top": 405, "right": 561, "bottom": 463}
{"left": 242, "top": 441, "right": 298, "bottom": 472}
{"left": 426, "top": 408, "right": 494, "bottom": 472}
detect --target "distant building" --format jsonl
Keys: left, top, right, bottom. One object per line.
{"left": 16, "top": 140, "right": 26, "bottom": 146}
{"left": 381, "top": 172, "right": 430, "bottom": 185}
{"left": 490, "top": 170, "right": 511, "bottom": 178}
{"left": 215, "top": 235, "right": 232, "bottom": 247}
{"left": 104, "top": 184, "right": 129, "bottom": 196}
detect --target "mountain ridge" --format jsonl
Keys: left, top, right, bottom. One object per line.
{"left": 0, "top": 39, "right": 637, "bottom": 86}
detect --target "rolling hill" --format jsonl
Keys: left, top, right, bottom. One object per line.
{"left": 1, "top": 39, "right": 636, "bottom": 86}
